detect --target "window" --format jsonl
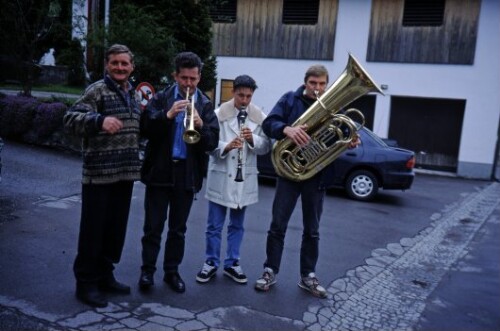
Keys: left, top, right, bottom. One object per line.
{"left": 282, "top": 0, "right": 319, "bottom": 25}
{"left": 402, "top": 0, "right": 445, "bottom": 27}
{"left": 209, "top": 0, "right": 237, "bottom": 23}
{"left": 219, "top": 79, "right": 234, "bottom": 105}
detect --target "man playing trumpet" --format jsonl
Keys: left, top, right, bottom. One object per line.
{"left": 196, "top": 75, "right": 270, "bottom": 284}
{"left": 138, "top": 52, "right": 219, "bottom": 293}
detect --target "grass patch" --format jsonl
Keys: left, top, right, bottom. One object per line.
{"left": 0, "top": 83, "right": 84, "bottom": 96}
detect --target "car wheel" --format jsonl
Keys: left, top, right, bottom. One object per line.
{"left": 345, "top": 170, "right": 378, "bottom": 201}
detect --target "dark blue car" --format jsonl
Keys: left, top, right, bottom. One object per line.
{"left": 257, "top": 127, "right": 415, "bottom": 201}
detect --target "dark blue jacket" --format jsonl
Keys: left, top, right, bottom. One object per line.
{"left": 262, "top": 85, "right": 309, "bottom": 140}
{"left": 140, "top": 85, "right": 219, "bottom": 192}
{"left": 262, "top": 85, "right": 332, "bottom": 188}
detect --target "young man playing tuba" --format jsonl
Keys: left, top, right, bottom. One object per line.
{"left": 255, "top": 64, "right": 360, "bottom": 298}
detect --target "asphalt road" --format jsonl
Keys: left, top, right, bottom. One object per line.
{"left": 0, "top": 139, "right": 499, "bottom": 330}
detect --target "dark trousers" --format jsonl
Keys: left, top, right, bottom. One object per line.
{"left": 73, "top": 181, "right": 134, "bottom": 284}
{"left": 141, "top": 164, "right": 194, "bottom": 274}
{"left": 264, "top": 175, "right": 325, "bottom": 276}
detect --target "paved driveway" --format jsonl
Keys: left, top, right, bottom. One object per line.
{"left": 0, "top": 139, "right": 499, "bottom": 330}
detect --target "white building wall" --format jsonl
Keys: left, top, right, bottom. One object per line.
{"left": 458, "top": 0, "right": 500, "bottom": 178}
{"left": 214, "top": 0, "right": 500, "bottom": 179}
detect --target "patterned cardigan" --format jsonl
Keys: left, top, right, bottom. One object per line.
{"left": 63, "top": 75, "right": 141, "bottom": 184}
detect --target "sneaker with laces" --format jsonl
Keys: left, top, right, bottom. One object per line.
{"left": 298, "top": 273, "right": 328, "bottom": 298}
{"left": 223, "top": 261, "right": 248, "bottom": 284}
{"left": 196, "top": 261, "right": 217, "bottom": 283}
{"left": 254, "top": 267, "right": 276, "bottom": 291}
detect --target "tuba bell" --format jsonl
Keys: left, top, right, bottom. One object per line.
{"left": 271, "top": 53, "right": 384, "bottom": 181}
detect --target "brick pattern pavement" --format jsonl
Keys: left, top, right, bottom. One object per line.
{"left": 303, "top": 182, "right": 500, "bottom": 331}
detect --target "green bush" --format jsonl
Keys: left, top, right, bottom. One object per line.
{"left": 56, "top": 39, "right": 86, "bottom": 87}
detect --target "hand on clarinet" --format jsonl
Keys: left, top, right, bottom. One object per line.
{"left": 224, "top": 137, "right": 244, "bottom": 153}
{"left": 240, "top": 126, "right": 253, "bottom": 145}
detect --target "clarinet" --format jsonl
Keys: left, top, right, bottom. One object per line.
{"left": 234, "top": 107, "right": 247, "bottom": 182}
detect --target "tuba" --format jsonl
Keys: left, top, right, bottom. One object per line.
{"left": 271, "top": 53, "right": 384, "bottom": 181}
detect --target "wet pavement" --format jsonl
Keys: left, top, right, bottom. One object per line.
{"left": 0, "top": 140, "right": 499, "bottom": 331}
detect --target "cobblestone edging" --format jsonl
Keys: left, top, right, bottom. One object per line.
{"left": 303, "top": 182, "right": 500, "bottom": 331}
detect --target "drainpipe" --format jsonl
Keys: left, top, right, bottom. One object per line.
{"left": 492, "top": 112, "right": 500, "bottom": 182}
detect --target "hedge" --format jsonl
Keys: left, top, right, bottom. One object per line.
{"left": 0, "top": 92, "right": 80, "bottom": 152}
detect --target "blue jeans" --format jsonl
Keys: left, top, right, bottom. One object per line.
{"left": 264, "top": 175, "right": 325, "bottom": 276}
{"left": 205, "top": 201, "right": 246, "bottom": 269}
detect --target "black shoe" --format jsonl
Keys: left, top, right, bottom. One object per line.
{"left": 76, "top": 283, "right": 108, "bottom": 308}
{"left": 139, "top": 270, "right": 154, "bottom": 290}
{"left": 99, "top": 275, "right": 131, "bottom": 295}
{"left": 164, "top": 272, "right": 186, "bottom": 293}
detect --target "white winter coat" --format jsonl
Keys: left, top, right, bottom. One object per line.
{"left": 204, "top": 99, "right": 271, "bottom": 209}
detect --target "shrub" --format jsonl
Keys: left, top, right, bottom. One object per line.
{"left": 0, "top": 94, "right": 39, "bottom": 137}
{"left": 32, "top": 102, "right": 67, "bottom": 139}
{"left": 0, "top": 93, "right": 68, "bottom": 146}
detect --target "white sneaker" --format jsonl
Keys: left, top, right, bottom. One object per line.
{"left": 196, "top": 261, "right": 217, "bottom": 283}
{"left": 254, "top": 267, "right": 276, "bottom": 291}
{"left": 298, "top": 272, "right": 327, "bottom": 298}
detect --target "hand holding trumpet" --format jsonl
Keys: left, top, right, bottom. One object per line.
{"left": 192, "top": 108, "right": 203, "bottom": 129}
{"left": 166, "top": 99, "right": 189, "bottom": 119}
{"left": 166, "top": 100, "right": 203, "bottom": 128}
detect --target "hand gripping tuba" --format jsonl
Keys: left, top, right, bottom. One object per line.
{"left": 271, "top": 53, "right": 384, "bottom": 182}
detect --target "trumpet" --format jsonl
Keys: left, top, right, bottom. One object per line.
{"left": 234, "top": 107, "right": 247, "bottom": 182}
{"left": 183, "top": 87, "right": 201, "bottom": 144}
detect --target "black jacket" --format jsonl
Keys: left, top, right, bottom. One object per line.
{"left": 140, "top": 85, "right": 219, "bottom": 192}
